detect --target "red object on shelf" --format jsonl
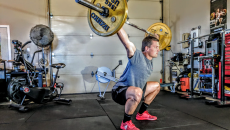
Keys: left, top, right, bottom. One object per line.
{"left": 226, "top": 70, "right": 230, "bottom": 75}
{"left": 200, "top": 54, "right": 205, "bottom": 56}
{"left": 218, "top": 62, "right": 230, "bottom": 99}
{"left": 226, "top": 34, "right": 230, "bottom": 47}
{"left": 180, "top": 78, "right": 190, "bottom": 92}
{"left": 226, "top": 65, "right": 230, "bottom": 70}
{"left": 225, "top": 51, "right": 230, "bottom": 55}
{"left": 225, "top": 48, "right": 230, "bottom": 51}
{"left": 201, "top": 59, "right": 213, "bottom": 73}
{"left": 225, "top": 49, "right": 230, "bottom": 53}
{"left": 225, "top": 77, "right": 230, "bottom": 84}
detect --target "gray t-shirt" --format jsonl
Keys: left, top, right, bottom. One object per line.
{"left": 112, "top": 49, "right": 153, "bottom": 92}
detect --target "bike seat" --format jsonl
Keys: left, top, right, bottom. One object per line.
{"left": 51, "top": 63, "right": 66, "bottom": 69}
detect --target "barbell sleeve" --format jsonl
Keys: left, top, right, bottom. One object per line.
{"left": 75, "top": 0, "right": 104, "bottom": 13}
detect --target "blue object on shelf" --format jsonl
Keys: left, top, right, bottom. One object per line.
{"left": 199, "top": 74, "right": 216, "bottom": 78}
{"left": 212, "top": 38, "right": 218, "bottom": 41}
{"left": 199, "top": 88, "right": 213, "bottom": 93}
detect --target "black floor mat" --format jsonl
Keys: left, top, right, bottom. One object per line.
{"left": 26, "top": 99, "right": 106, "bottom": 122}
{"left": 0, "top": 123, "right": 26, "bottom": 130}
{"left": 100, "top": 101, "right": 216, "bottom": 130}
{"left": 1, "top": 116, "right": 116, "bottom": 130}
{"left": 152, "top": 123, "right": 225, "bottom": 130}
{"left": 0, "top": 104, "right": 43, "bottom": 124}
{"left": 61, "top": 92, "right": 113, "bottom": 100}
{"left": 154, "top": 91, "right": 230, "bottom": 129}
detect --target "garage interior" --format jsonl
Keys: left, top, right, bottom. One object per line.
{"left": 0, "top": 0, "right": 230, "bottom": 130}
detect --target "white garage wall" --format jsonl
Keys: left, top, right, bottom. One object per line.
{"left": 51, "top": 0, "right": 163, "bottom": 94}
{"left": 0, "top": 0, "right": 49, "bottom": 80}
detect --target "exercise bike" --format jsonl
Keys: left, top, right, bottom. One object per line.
{"left": 8, "top": 40, "right": 71, "bottom": 112}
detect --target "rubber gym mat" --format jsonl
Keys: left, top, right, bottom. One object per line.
{"left": 98, "top": 99, "right": 164, "bottom": 109}
{"left": 154, "top": 91, "right": 230, "bottom": 129}
{"left": 61, "top": 92, "right": 113, "bottom": 100}
{"left": 1, "top": 116, "right": 116, "bottom": 130}
{"left": 0, "top": 104, "right": 43, "bottom": 124}
{"left": 97, "top": 98, "right": 119, "bottom": 105}
{"left": 149, "top": 123, "right": 225, "bottom": 130}
{"left": 26, "top": 99, "right": 106, "bottom": 122}
{"left": 0, "top": 123, "right": 26, "bottom": 130}
{"left": 100, "top": 101, "right": 214, "bottom": 130}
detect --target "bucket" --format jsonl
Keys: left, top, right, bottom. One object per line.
{"left": 180, "top": 78, "right": 190, "bottom": 91}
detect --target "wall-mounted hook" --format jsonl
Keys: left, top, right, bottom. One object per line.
{"left": 91, "top": 71, "right": 95, "bottom": 77}
{"left": 52, "top": 53, "right": 55, "bottom": 58}
{"left": 90, "top": 52, "right": 94, "bottom": 58}
{"left": 90, "top": 33, "right": 93, "bottom": 39}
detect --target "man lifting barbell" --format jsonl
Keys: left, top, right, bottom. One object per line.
{"left": 75, "top": 1, "right": 172, "bottom": 129}
{"left": 112, "top": 28, "right": 160, "bottom": 130}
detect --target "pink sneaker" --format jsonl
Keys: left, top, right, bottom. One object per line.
{"left": 120, "top": 120, "right": 140, "bottom": 130}
{"left": 136, "top": 111, "right": 157, "bottom": 121}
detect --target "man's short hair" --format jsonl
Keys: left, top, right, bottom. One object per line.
{"left": 141, "top": 36, "right": 159, "bottom": 52}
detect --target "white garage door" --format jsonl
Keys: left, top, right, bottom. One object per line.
{"left": 50, "top": 0, "right": 162, "bottom": 94}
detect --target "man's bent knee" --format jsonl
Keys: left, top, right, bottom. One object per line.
{"left": 134, "top": 88, "right": 143, "bottom": 102}
{"left": 128, "top": 87, "right": 143, "bottom": 103}
{"left": 157, "top": 82, "right": 161, "bottom": 90}
{"left": 156, "top": 82, "right": 161, "bottom": 93}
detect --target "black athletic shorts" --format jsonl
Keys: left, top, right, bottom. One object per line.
{"left": 112, "top": 84, "right": 147, "bottom": 105}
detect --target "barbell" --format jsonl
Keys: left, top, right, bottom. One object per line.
{"left": 75, "top": 0, "right": 172, "bottom": 50}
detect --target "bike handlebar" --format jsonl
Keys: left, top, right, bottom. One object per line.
{"left": 22, "top": 41, "right": 31, "bottom": 49}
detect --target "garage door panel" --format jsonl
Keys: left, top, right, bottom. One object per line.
{"left": 52, "top": 36, "right": 125, "bottom": 55}
{"left": 152, "top": 56, "right": 162, "bottom": 73}
{"left": 0, "top": 0, "right": 46, "bottom": 16}
{"left": 148, "top": 72, "right": 161, "bottom": 83}
{"left": 51, "top": 0, "right": 89, "bottom": 17}
{"left": 51, "top": 0, "right": 161, "bottom": 18}
{"left": 58, "top": 72, "right": 160, "bottom": 94}
{"left": 128, "top": 1, "right": 161, "bottom": 19}
{"left": 52, "top": 36, "right": 147, "bottom": 55}
{"left": 57, "top": 74, "right": 120, "bottom": 94}
{"left": 52, "top": 55, "right": 129, "bottom": 75}
{"left": 51, "top": 16, "right": 93, "bottom": 36}
{"left": 52, "top": 54, "right": 161, "bottom": 75}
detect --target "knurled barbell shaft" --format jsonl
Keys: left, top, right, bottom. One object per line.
{"left": 125, "top": 21, "right": 155, "bottom": 36}
{"left": 75, "top": 0, "right": 104, "bottom": 13}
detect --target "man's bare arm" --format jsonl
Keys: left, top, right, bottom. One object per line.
{"left": 117, "top": 28, "right": 136, "bottom": 58}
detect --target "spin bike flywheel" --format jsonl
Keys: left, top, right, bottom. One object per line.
{"left": 7, "top": 77, "right": 27, "bottom": 104}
